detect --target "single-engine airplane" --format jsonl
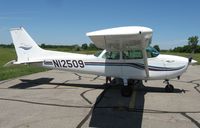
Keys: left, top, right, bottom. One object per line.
{"left": 7, "top": 26, "right": 197, "bottom": 96}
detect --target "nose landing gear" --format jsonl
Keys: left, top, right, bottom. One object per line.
{"left": 164, "top": 80, "right": 174, "bottom": 92}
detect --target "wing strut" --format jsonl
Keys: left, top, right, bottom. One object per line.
{"left": 142, "top": 49, "right": 149, "bottom": 78}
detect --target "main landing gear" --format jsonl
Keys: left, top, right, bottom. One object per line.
{"left": 164, "top": 80, "right": 174, "bottom": 92}
{"left": 121, "top": 79, "right": 134, "bottom": 97}
{"left": 121, "top": 85, "right": 132, "bottom": 97}
{"left": 110, "top": 78, "right": 133, "bottom": 97}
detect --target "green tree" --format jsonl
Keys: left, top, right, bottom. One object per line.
{"left": 89, "top": 43, "right": 98, "bottom": 50}
{"left": 41, "top": 43, "right": 46, "bottom": 48}
{"left": 81, "top": 43, "right": 88, "bottom": 50}
{"left": 73, "top": 45, "right": 80, "bottom": 51}
{"left": 188, "top": 36, "right": 199, "bottom": 53}
{"left": 153, "top": 45, "right": 160, "bottom": 52}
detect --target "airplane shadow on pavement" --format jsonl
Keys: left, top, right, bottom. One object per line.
{"left": 8, "top": 76, "right": 106, "bottom": 89}
{"left": 9, "top": 78, "right": 54, "bottom": 89}
{"left": 7, "top": 78, "right": 185, "bottom": 128}
{"left": 81, "top": 83, "right": 184, "bottom": 128}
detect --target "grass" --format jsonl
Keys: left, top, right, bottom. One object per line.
{"left": 0, "top": 47, "right": 199, "bottom": 81}
{"left": 0, "top": 47, "right": 97, "bottom": 81}
{"left": 0, "top": 48, "right": 47, "bottom": 81}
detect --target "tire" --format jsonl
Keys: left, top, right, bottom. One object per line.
{"left": 111, "top": 78, "right": 123, "bottom": 86}
{"left": 128, "top": 79, "right": 135, "bottom": 86}
{"left": 121, "top": 86, "right": 132, "bottom": 97}
{"left": 165, "top": 84, "right": 174, "bottom": 92}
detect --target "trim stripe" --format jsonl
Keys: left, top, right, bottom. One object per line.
{"left": 84, "top": 62, "right": 185, "bottom": 71}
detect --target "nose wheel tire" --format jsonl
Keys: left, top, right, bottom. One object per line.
{"left": 165, "top": 84, "right": 174, "bottom": 92}
{"left": 121, "top": 86, "right": 132, "bottom": 97}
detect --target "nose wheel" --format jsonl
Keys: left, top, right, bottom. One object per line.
{"left": 164, "top": 80, "right": 174, "bottom": 92}
{"left": 165, "top": 84, "right": 174, "bottom": 92}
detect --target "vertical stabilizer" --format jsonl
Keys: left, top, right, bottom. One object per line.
{"left": 10, "top": 27, "right": 44, "bottom": 63}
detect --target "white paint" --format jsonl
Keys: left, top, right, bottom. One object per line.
{"left": 9, "top": 27, "right": 196, "bottom": 83}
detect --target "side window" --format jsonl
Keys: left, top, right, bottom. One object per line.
{"left": 123, "top": 49, "right": 143, "bottom": 59}
{"left": 102, "top": 51, "right": 120, "bottom": 60}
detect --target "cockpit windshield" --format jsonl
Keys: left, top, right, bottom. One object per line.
{"left": 146, "top": 46, "right": 159, "bottom": 58}
{"left": 94, "top": 50, "right": 103, "bottom": 57}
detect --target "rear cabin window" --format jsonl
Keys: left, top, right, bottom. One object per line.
{"left": 102, "top": 51, "right": 120, "bottom": 60}
{"left": 123, "top": 49, "right": 143, "bottom": 59}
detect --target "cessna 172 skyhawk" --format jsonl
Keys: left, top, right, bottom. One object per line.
{"left": 8, "top": 26, "right": 197, "bottom": 96}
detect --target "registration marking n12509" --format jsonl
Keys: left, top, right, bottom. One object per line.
{"left": 52, "top": 60, "right": 85, "bottom": 68}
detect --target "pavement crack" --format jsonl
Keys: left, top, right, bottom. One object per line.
{"left": 0, "top": 97, "right": 92, "bottom": 108}
{"left": 181, "top": 112, "right": 200, "bottom": 128}
{"left": 74, "top": 73, "right": 82, "bottom": 80}
{"left": 76, "top": 85, "right": 110, "bottom": 128}
{"left": 76, "top": 105, "right": 94, "bottom": 128}
{"left": 80, "top": 89, "right": 96, "bottom": 105}
{"left": 194, "top": 83, "right": 200, "bottom": 93}
{"left": 171, "top": 79, "right": 200, "bottom": 94}
{"left": 90, "top": 75, "right": 100, "bottom": 81}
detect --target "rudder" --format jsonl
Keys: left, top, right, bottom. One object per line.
{"left": 10, "top": 27, "right": 44, "bottom": 63}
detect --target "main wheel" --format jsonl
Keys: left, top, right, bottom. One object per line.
{"left": 111, "top": 78, "right": 123, "bottom": 86}
{"left": 121, "top": 86, "right": 132, "bottom": 97}
{"left": 128, "top": 79, "right": 135, "bottom": 86}
{"left": 165, "top": 84, "right": 174, "bottom": 92}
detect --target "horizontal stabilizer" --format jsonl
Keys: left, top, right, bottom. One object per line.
{"left": 3, "top": 60, "right": 16, "bottom": 67}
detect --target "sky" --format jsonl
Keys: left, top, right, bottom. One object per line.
{"left": 0, "top": 0, "right": 199, "bottom": 49}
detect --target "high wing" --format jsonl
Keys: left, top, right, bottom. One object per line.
{"left": 86, "top": 26, "right": 153, "bottom": 78}
{"left": 86, "top": 26, "right": 153, "bottom": 51}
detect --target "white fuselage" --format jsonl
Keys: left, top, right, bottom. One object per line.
{"left": 9, "top": 26, "right": 196, "bottom": 87}
{"left": 39, "top": 49, "right": 189, "bottom": 80}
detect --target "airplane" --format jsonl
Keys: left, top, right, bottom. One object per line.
{"left": 6, "top": 26, "right": 197, "bottom": 97}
